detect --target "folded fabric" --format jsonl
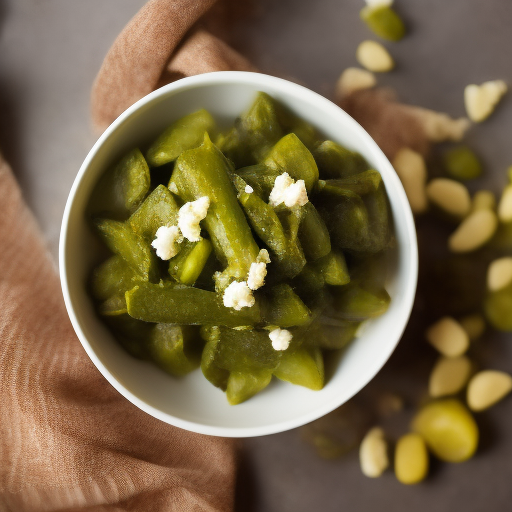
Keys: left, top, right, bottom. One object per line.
{"left": 91, "top": 0, "right": 255, "bottom": 132}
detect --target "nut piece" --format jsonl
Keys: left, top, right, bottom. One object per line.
{"left": 356, "top": 40, "right": 394, "bottom": 73}
{"left": 426, "top": 317, "right": 469, "bottom": 357}
{"left": 359, "top": 427, "right": 389, "bottom": 477}
{"left": 394, "top": 433, "right": 429, "bottom": 485}
{"left": 405, "top": 106, "right": 470, "bottom": 142}
{"left": 467, "top": 370, "right": 512, "bottom": 411}
{"left": 498, "top": 184, "right": 512, "bottom": 222}
{"left": 448, "top": 209, "right": 498, "bottom": 253}
{"left": 392, "top": 148, "right": 428, "bottom": 214}
{"left": 472, "top": 190, "right": 496, "bottom": 212}
{"left": 459, "top": 314, "right": 486, "bottom": 341}
{"left": 429, "top": 356, "right": 472, "bottom": 398}
{"left": 426, "top": 178, "right": 471, "bottom": 218}
{"left": 335, "top": 67, "right": 376, "bottom": 99}
{"left": 487, "top": 257, "right": 512, "bottom": 292}
{"left": 464, "top": 80, "right": 507, "bottom": 123}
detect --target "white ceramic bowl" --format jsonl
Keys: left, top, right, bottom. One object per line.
{"left": 60, "top": 71, "right": 417, "bottom": 438}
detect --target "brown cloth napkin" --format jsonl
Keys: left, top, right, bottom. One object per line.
{"left": 0, "top": 156, "right": 235, "bottom": 510}
{"left": 0, "top": 0, "right": 440, "bottom": 510}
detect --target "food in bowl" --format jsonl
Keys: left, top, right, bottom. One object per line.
{"left": 87, "top": 92, "right": 394, "bottom": 405}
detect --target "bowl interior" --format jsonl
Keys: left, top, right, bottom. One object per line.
{"left": 60, "top": 72, "right": 417, "bottom": 437}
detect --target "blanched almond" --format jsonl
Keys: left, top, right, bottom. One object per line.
{"left": 448, "top": 209, "right": 498, "bottom": 253}
{"left": 464, "top": 80, "right": 507, "bottom": 123}
{"left": 405, "top": 106, "right": 470, "bottom": 142}
{"left": 426, "top": 317, "right": 469, "bottom": 357}
{"left": 498, "top": 184, "right": 512, "bottom": 222}
{"left": 426, "top": 178, "right": 471, "bottom": 218}
{"left": 359, "top": 427, "right": 389, "bottom": 477}
{"left": 356, "top": 40, "right": 394, "bottom": 72}
{"left": 487, "top": 257, "right": 512, "bottom": 292}
{"left": 336, "top": 68, "right": 376, "bottom": 99}
{"left": 467, "top": 370, "right": 512, "bottom": 411}
{"left": 393, "top": 148, "right": 428, "bottom": 214}
{"left": 429, "top": 356, "right": 472, "bottom": 398}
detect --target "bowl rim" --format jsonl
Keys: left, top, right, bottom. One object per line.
{"left": 60, "top": 71, "right": 418, "bottom": 438}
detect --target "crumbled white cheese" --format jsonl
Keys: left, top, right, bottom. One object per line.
{"left": 269, "top": 172, "right": 309, "bottom": 208}
{"left": 269, "top": 328, "right": 292, "bottom": 351}
{"left": 178, "top": 196, "right": 210, "bottom": 242}
{"left": 247, "top": 249, "right": 271, "bottom": 290}
{"left": 151, "top": 225, "right": 183, "bottom": 260}
{"left": 222, "top": 281, "right": 255, "bottom": 310}
{"left": 245, "top": 184, "right": 254, "bottom": 194}
{"left": 256, "top": 248, "right": 270, "bottom": 264}
{"left": 169, "top": 182, "right": 179, "bottom": 194}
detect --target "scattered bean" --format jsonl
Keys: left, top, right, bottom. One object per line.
{"left": 356, "top": 40, "right": 394, "bottom": 73}
{"left": 426, "top": 178, "right": 471, "bottom": 218}
{"left": 467, "top": 370, "right": 512, "bottom": 411}
{"left": 426, "top": 317, "right": 469, "bottom": 357}
{"left": 448, "top": 209, "right": 498, "bottom": 253}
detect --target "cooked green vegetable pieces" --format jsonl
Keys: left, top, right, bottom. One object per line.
{"left": 226, "top": 370, "right": 273, "bottom": 405}
{"left": 317, "top": 169, "right": 382, "bottom": 197}
{"left": 89, "top": 148, "right": 150, "bottom": 219}
{"left": 168, "top": 238, "right": 213, "bottom": 286}
{"left": 148, "top": 324, "right": 200, "bottom": 377}
{"left": 105, "top": 314, "right": 152, "bottom": 359}
{"left": 263, "top": 284, "right": 312, "bottom": 327}
{"left": 323, "top": 190, "right": 371, "bottom": 252}
{"left": 263, "top": 133, "right": 319, "bottom": 192}
{"left": 293, "top": 265, "right": 326, "bottom": 297}
{"left": 324, "top": 182, "right": 390, "bottom": 253}
{"left": 235, "top": 177, "right": 306, "bottom": 277}
{"left": 274, "top": 347, "right": 324, "bottom": 390}
{"left": 98, "top": 295, "right": 128, "bottom": 316}
{"left": 202, "top": 326, "right": 281, "bottom": 372}
{"left": 88, "top": 93, "right": 394, "bottom": 404}
{"left": 236, "top": 164, "right": 279, "bottom": 197}
{"left": 298, "top": 203, "right": 331, "bottom": 261}
{"left": 126, "top": 282, "right": 261, "bottom": 326}
{"left": 170, "top": 134, "right": 260, "bottom": 287}
{"left": 360, "top": 5, "right": 406, "bottom": 41}
{"left": 146, "top": 109, "right": 215, "bottom": 167}
{"left": 220, "top": 92, "right": 284, "bottom": 167}
{"left": 274, "top": 101, "right": 319, "bottom": 150}
{"left": 200, "top": 331, "right": 230, "bottom": 390}
{"left": 91, "top": 255, "right": 140, "bottom": 301}
{"left": 95, "top": 219, "right": 158, "bottom": 282}
{"left": 128, "top": 185, "right": 180, "bottom": 242}
{"left": 331, "top": 283, "right": 390, "bottom": 321}
{"left": 365, "top": 181, "right": 391, "bottom": 252}
{"left": 278, "top": 209, "right": 308, "bottom": 277}
{"left": 314, "top": 140, "right": 368, "bottom": 179}
{"left": 316, "top": 319, "right": 360, "bottom": 350}
{"left": 313, "top": 251, "right": 350, "bottom": 286}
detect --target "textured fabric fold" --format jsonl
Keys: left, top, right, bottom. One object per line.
{"left": 0, "top": 156, "right": 236, "bottom": 511}
{"left": 91, "top": 0, "right": 254, "bottom": 131}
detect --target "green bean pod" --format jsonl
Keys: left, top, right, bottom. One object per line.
{"left": 126, "top": 282, "right": 261, "bottom": 326}
{"left": 170, "top": 133, "right": 260, "bottom": 287}
{"left": 146, "top": 109, "right": 216, "bottom": 167}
